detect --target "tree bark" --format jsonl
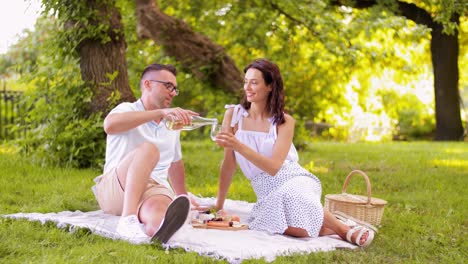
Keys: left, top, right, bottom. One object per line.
{"left": 135, "top": 0, "right": 242, "bottom": 93}
{"left": 430, "top": 19, "right": 464, "bottom": 140}
{"left": 78, "top": 1, "right": 135, "bottom": 115}
{"left": 397, "top": 3, "right": 464, "bottom": 140}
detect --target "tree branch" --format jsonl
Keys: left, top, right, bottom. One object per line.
{"left": 135, "top": 0, "right": 242, "bottom": 93}
{"left": 396, "top": 1, "right": 434, "bottom": 27}
{"left": 330, "top": 0, "right": 434, "bottom": 28}
{"left": 268, "top": 1, "right": 319, "bottom": 37}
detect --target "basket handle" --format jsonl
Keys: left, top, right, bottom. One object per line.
{"left": 341, "top": 170, "right": 372, "bottom": 205}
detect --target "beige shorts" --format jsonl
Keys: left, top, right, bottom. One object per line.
{"left": 94, "top": 168, "right": 175, "bottom": 216}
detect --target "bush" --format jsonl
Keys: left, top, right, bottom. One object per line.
{"left": 380, "top": 90, "right": 435, "bottom": 140}
{"left": 15, "top": 55, "right": 106, "bottom": 169}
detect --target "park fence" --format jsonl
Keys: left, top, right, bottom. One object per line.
{"left": 0, "top": 85, "right": 26, "bottom": 140}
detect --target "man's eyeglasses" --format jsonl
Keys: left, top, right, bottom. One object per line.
{"left": 149, "top": 80, "right": 179, "bottom": 95}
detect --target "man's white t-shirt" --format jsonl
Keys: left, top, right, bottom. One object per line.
{"left": 96, "top": 99, "right": 181, "bottom": 191}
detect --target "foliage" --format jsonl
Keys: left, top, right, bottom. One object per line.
{"left": 379, "top": 89, "right": 435, "bottom": 139}
{"left": 12, "top": 17, "right": 106, "bottom": 168}
{"left": 17, "top": 60, "right": 106, "bottom": 168}
{"left": 1, "top": 141, "right": 467, "bottom": 263}
{"left": 158, "top": 0, "right": 463, "bottom": 141}
{"left": 0, "top": 0, "right": 466, "bottom": 168}
{"left": 117, "top": 0, "right": 243, "bottom": 132}
{"left": 42, "top": 0, "right": 119, "bottom": 55}
{"left": 116, "top": 0, "right": 162, "bottom": 97}
{"left": 291, "top": 115, "right": 315, "bottom": 150}
{"left": 5, "top": 0, "right": 130, "bottom": 168}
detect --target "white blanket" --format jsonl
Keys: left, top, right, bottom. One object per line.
{"left": 3, "top": 196, "right": 356, "bottom": 263}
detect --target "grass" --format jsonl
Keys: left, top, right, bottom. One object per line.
{"left": 1, "top": 140, "right": 467, "bottom": 263}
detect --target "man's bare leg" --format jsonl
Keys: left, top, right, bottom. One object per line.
{"left": 139, "top": 195, "right": 172, "bottom": 236}
{"left": 116, "top": 142, "right": 160, "bottom": 217}
{"left": 151, "top": 195, "right": 190, "bottom": 244}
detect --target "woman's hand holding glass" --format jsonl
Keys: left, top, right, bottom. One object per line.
{"left": 211, "top": 123, "right": 231, "bottom": 144}
{"left": 212, "top": 126, "right": 238, "bottom": 150}
{"left": 210, "top": 123, "right": 224, "bottom": 141}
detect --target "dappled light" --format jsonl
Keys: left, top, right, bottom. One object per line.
{"left": 330, "top": 64, "right": 437, "bottom": 142}
{"left": 332, "top": 76, "right": 393, "bottom": 142}
{"left": 443, "top": 148, "right": 468, "bottom": 154}
{"left": 0, "top": 145, "right": 18, "bottom": 154}
{"left": 303, "top": 161, "right": 329, "bottom": 174}
{"left": 431, "top": 159, "right": 468, "bottom": 169}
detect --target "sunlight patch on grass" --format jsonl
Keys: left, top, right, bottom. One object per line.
{"left": 431, "top": 159, "right": 468, "bottom": 168}
{"left": 309, "top": 166, "right": 329, "bottom": 174}
{"left": 303, "top": 161, "right": 329, "bottom": 174}
{"left": 0, "top": 145, "right": 19, "bottom": 154}
{"left": 443, "top": 148, "right": 467, "bottom": 154}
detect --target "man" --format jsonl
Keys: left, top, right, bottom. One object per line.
{"left": 92, "top": 63, "right": 198, "bottom": 244}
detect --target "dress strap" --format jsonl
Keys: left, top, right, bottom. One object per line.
{"left": 268, "top": 117, "right": 278, "bottom": 139}
{"left": 225, "top": 104, "right": 248, "bottom": 129}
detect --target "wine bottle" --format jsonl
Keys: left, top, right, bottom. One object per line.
{"left": 165, "top": 115, "right": 218, "bottom": 131}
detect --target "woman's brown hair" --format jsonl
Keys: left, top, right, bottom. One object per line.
{"left": 241, "top": 58, "right": 285, "bottom": 125}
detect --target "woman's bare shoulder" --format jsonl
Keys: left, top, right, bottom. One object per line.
{"left": 283, "top": 113, "right": 295, "bottom": 125}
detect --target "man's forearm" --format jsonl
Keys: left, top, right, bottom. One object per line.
{"left": 104, "top": 110, "right": 163, "bottom": 134}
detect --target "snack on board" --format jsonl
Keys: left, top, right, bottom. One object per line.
{"left": 190, "top": 210, "right": 248, "bottom": 230}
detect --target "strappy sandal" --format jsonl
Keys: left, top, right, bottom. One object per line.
{"left": 333, "top": 211, "right": 378, "bottom": 232}
{"left": 334, "top": 212, "right": 358, "bottom": 228}
{"left": 346, "top": 225, "right": 375, "bottom": 247}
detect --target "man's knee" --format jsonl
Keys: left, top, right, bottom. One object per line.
{"left": 139, "top": 195, "right": 171, "bottom": 221}
{"left": 139, "top": 142, "right": 160, "bottom": 164}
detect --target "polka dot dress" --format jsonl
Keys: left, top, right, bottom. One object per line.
{"left": 247, "top": 162, "right": 324, "bottom": 237}
{"left": 226, "top": 105, "right": 324, "bottom": 237}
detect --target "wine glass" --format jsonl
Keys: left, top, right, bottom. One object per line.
{"left": 210, "top": 123, "right": 223, "bottom": 141}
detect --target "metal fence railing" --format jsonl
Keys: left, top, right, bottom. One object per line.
{"left": 0, "top": 84, "right": 25, "bottom": 140}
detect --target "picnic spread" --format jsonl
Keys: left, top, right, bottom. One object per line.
{"left": 3, "top": 195, "right": 357, "bottom": 263}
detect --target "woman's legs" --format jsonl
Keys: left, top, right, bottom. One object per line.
{"left": 284, "top": 226, "right": 308, "bottom": 237}
{"left": 283, "top": 208, "right": 335, "bottom": 237}
{"left": 283, "top": 209, "right": 370, "bottom": 245}
{"left": 320, "top": 209, "right": 369, "bottom": 244}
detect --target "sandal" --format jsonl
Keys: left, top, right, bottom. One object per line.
{"left": 334, "top": 213, "right": 358, "bottom": 228}
{"left": 346, "top": 225, "right": 375, "bottom": 247}
{"left": 333, "top": 211, "right": 378, "bottom": 232}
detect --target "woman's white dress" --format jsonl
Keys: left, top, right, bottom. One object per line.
{"left": 228, "top": 105, "right": 324, "bottom": 237}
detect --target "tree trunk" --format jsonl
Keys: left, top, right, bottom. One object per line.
{"left": 78, "top": 1, "right": 135, "bottom": 115}
{"left": 430, "top": 18, "right": 464, "bottom": 140}
{"left": 135, "top": 0, "right": 243, "bottom": 93}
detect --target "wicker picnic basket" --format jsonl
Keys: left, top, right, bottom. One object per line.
{"left": 324, "top": 170, "right": 387, "bottom": 226}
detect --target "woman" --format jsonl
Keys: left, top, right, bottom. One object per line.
{"left": 214, "top": 58, "right": 374, "bottom": 247}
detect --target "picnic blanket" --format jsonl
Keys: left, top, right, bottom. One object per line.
{"left": 3, "top": 195, "right": 356, "bottom": 263}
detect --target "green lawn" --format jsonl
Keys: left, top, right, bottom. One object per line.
{"left": 1, "top": 141, "right": 467, "bottom": 263}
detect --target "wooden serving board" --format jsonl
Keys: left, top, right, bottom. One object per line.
{"left": 191, "top": 222, "right": 249, "bottom": 231}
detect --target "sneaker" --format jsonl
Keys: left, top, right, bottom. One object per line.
{"left": 116, "top": 215, "right": 149, "bottom": 243}
{"left": 151, "top": 194, "right": 190, "bottom": 244}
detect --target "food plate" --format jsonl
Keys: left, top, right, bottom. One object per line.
{"left": 191, "top": 220, "right": 249, "bottom": 231}
{"left": 189, "top": 210, "right": 248, "bottom": 231}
